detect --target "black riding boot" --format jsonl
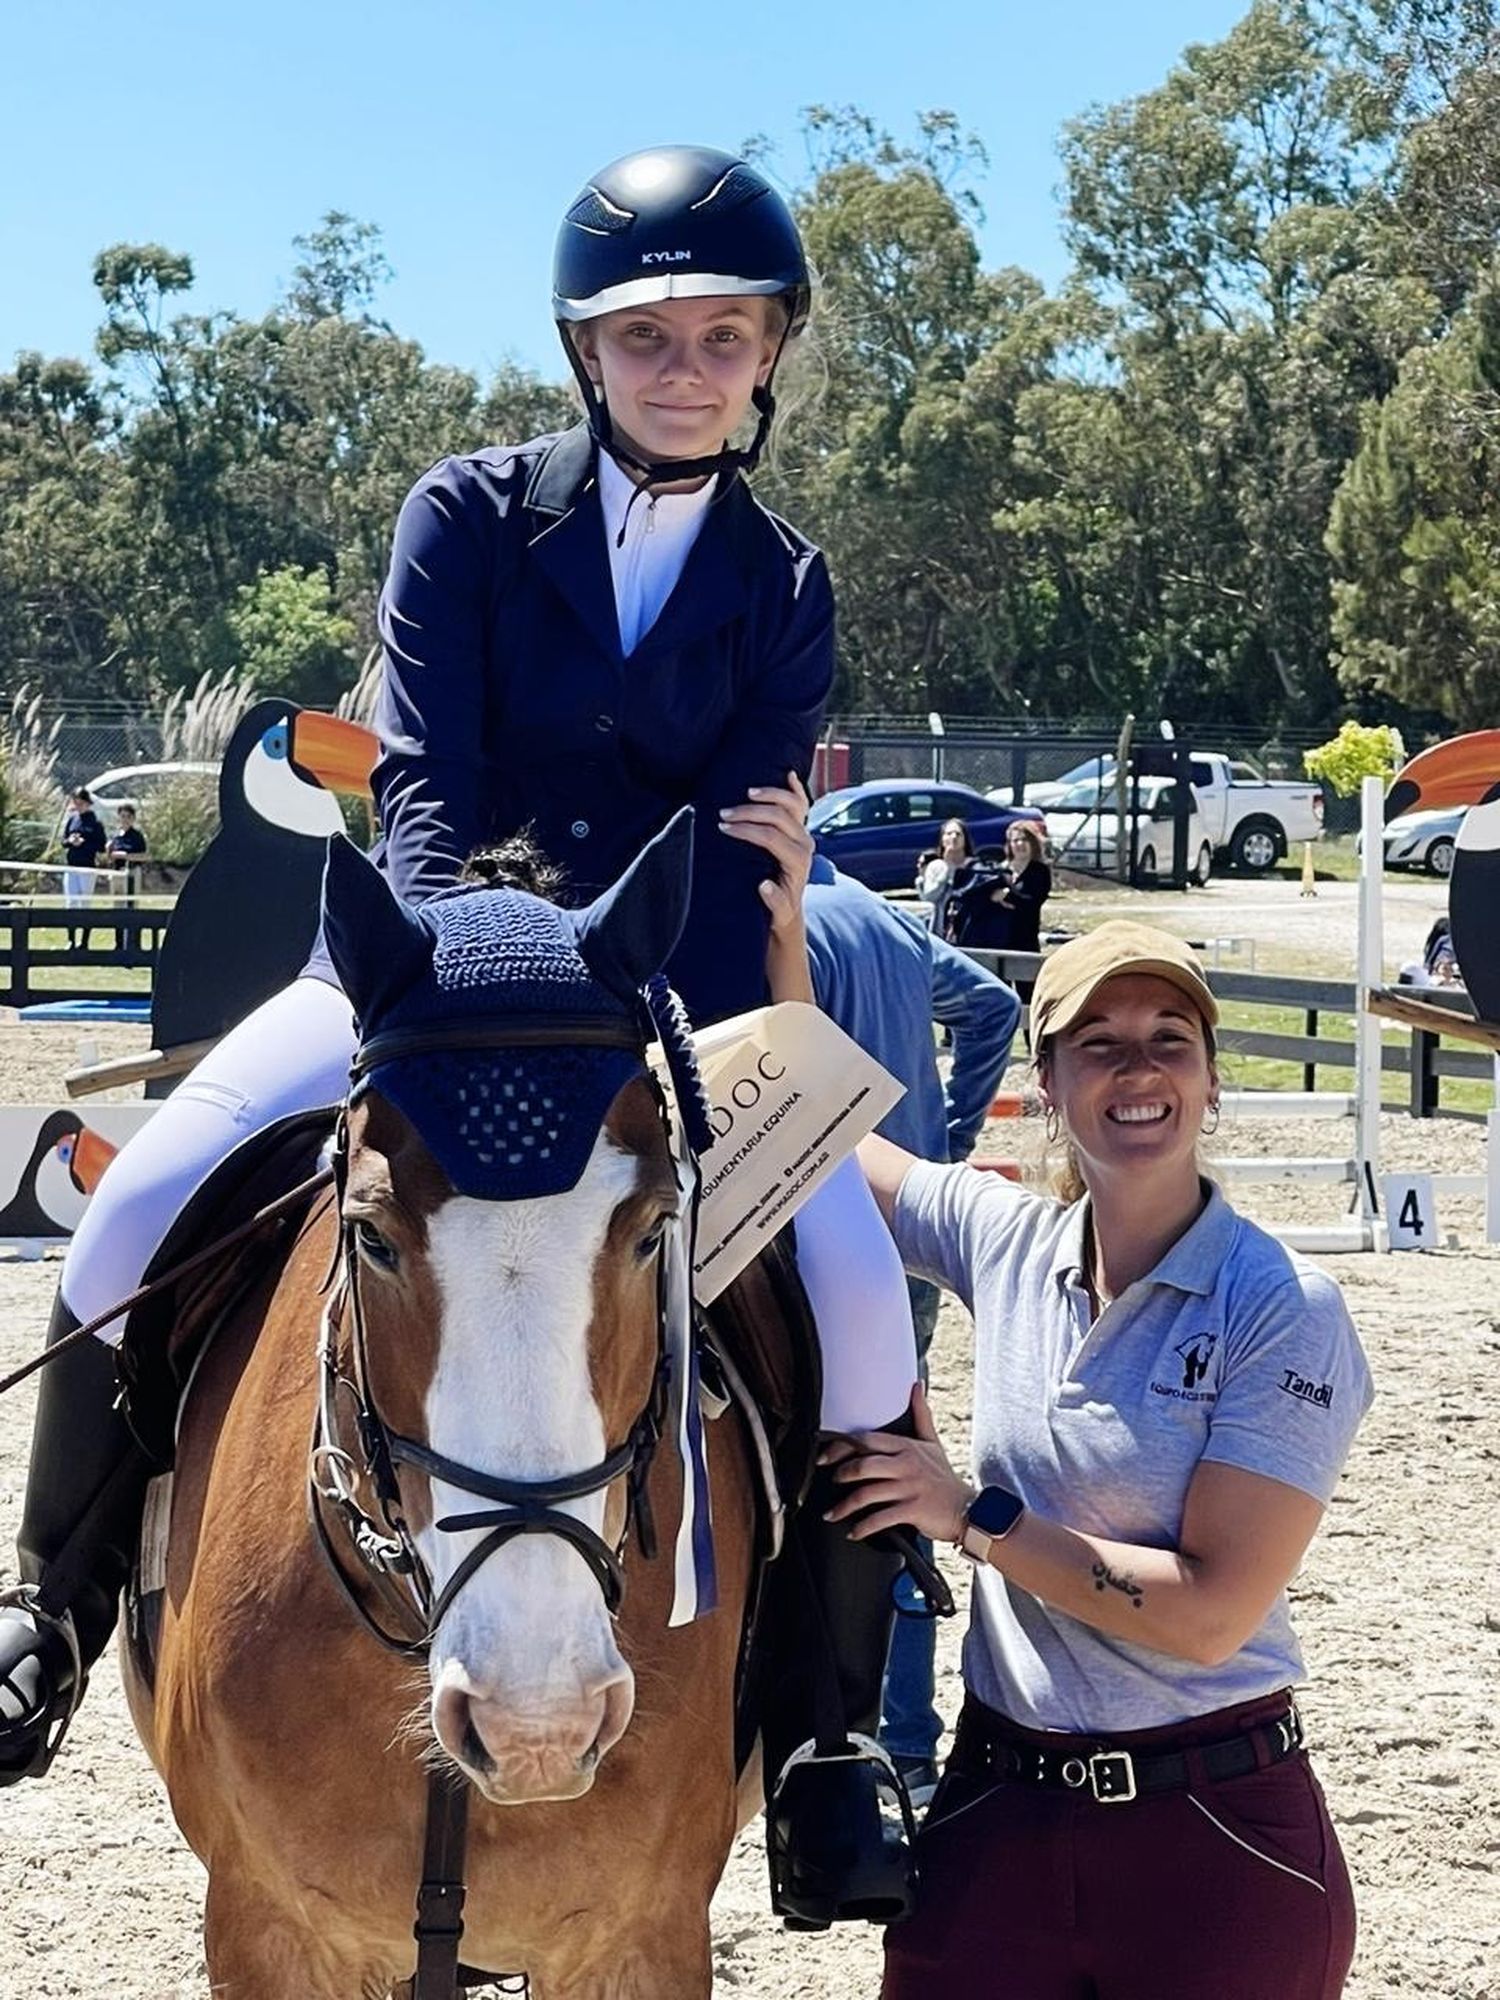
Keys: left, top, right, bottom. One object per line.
{"left": 0, "top": 1297, "right": 152, "bottom": 1783}
{"left": 763, "top": 1417, "right": 919, "bottom": 1930}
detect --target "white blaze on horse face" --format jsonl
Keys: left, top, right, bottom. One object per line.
{"left": 421, "top": 1127, "right": 640, "bottom": 1804}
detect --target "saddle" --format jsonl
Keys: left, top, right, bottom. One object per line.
{"left": 115, "top": 1107, "right": 340, "bottom": 1473}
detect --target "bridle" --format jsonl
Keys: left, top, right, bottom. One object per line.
{"left": 309, "top": 1011, "right": 681, "bottom": 1657}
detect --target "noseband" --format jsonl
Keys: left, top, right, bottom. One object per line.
{"left": 310, "top": 1012, "right": 678, "bottom": 1657}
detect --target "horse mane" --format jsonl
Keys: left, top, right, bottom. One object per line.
{"left": 459, "top": 832, "right": 568, "bottom": 902}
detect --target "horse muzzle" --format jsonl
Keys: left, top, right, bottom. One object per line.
{"left": 432, "top": 1663, "right": 635, "bottom": 1804}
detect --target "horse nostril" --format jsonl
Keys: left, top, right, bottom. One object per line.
{"left": 462, "top": 1718, "right": 494, "bottom": 1776}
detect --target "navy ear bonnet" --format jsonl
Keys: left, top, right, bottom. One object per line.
{"left": 322, "top": 812, "right": 695, "bottom": 1199}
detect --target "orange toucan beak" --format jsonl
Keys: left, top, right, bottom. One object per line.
{"left": 58, "top": 1125, "right": 119, "bottom": 1196}
{"left": 1386, "top": 730, "right": 1500, "bottom": 821}
{"left": 289, "top": 711, "right": 378, "bottom": 800}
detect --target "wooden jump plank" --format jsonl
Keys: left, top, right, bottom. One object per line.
{"left": 1365, "top": 988, "right": 1500, "bottom": 1052}
{"left": 63, "top": 1037, "right": 219, "bottom": 1099}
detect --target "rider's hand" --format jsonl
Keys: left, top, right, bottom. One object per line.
{"left": 818, "top": 1384, "right": 972, "bottom": 1545}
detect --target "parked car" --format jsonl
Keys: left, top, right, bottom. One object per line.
{"left": 1380, "top": 805, "right": 1465, "bottom": 877}
{"left": 807, "top": 779, "right": 1044, "bottom": 892}
{"left": 1015, "top": 753, "right": 1118, "bottom": 811}
{"left": 991, "top": 751, "right": 1323, "bottom": 873}
{"left": 65, "top": 762, "right": 219, "bottom": 825}
{"left": 1044, "top": 776, "right": 1215, "bottom": 886}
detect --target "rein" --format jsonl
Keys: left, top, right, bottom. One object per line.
{"left": 0, "top": 1169, "right": 336, "bottom": 1400}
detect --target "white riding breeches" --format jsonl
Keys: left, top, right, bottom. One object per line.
{"left": 62, "top": 978, "right": 357, "bottom": 1343}
{"left": 63, "top": 981, "right": 917, "bottom": 1431}
{"left": 794, "top": 1158, "right": 918, "bottom": 1433}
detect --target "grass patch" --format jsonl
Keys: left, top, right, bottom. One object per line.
{"left": 4, "top": 918, "right": 162, "bottom": 997}
{"left": 1217, "top": 994, "right": 1493, "bottom": 1116}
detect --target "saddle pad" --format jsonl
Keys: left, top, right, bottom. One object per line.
{"left": 116, "top": 1106, "right": 338, "bottom": 1466}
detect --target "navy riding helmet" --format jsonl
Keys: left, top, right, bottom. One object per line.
{"left": 552, "top": 145, "right": 811, "bottom": 482}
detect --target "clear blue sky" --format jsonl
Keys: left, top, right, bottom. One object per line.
{"left": 3, "top": 0, "right": 1247, "bottom": 385}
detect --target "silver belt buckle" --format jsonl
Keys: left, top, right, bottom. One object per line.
{"left": 1088, "top": 1750, "right": 1136, "bottom": 1803}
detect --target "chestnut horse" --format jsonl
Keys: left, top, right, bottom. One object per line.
{"left": 121, "top": 818, "right": 760, "bottom": 1998}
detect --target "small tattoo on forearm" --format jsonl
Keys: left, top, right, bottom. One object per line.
{"left": 1091, "top": 1561, "right": 1143, "bottom": 1608}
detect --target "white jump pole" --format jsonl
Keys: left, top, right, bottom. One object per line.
{"left": 1354, "top": 774, "right": 1387, "bottom": 1250}
{"left": 1267, "top": 780, "right": 1387, "bottom": 1254}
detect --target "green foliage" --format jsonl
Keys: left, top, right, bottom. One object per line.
{"left": 1303, "top": 719, "right": 1406, "bottom": 791}
{"left": 139, "top": 772, "right": 220, "bottom": 865}
{"left": 1327, "top": 267, "right": 1500, "bottom": 725}
{"left": 0, "top": 689, "right": 63, "bottom": 860}
{"left": 4, "top": 8, "right": 1500, "bottom": 741}
{"left": 228, "top": 565, "right": 358, "bottom": 705}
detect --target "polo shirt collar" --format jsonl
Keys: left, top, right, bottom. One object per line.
{"left": 1051, "top": 1179, "right": 1237, "bottom": 1300}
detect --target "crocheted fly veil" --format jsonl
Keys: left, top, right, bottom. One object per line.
{"left": 321, "top": 811, "right": 718, "bottom": 1621}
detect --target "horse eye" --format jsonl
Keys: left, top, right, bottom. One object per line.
{"left": 355, "top": 1220, "right": 399, "bottom": 1271}
{"left": 636, "top": 1216, "right": 673, "bottom": 1262}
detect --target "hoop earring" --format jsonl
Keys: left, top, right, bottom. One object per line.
{"left": 1044, "top": 1106, "right": 1060, "bottom": 1144}
{"left": 1202, "top": 1102, "right": 1221, "bottom": 1136}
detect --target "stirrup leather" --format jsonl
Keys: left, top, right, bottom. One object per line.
{"left": 0, "top": 1589, "right": 85, "bottom": 1784}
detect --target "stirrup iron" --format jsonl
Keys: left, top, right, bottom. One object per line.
{"left": 0, "top": 1588, "right": 86, "bottom": 1784}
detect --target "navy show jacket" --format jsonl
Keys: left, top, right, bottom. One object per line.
{"left": 370, "top": 424, "right": 835, "bottom": 1026}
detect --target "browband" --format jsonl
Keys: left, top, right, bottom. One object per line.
{"left": 351, "top": 1015, "right": 645, "bottom": 1077}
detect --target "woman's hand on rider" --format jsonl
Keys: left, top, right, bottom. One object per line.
{"left": 818, "top": 1383, "right": 972, "bottom": 1545}
{"left": 719, "top": 772, "right": 815, "bottom": 1002}
{"left": 718, "top": 771, "right": 813, "bottom": 929}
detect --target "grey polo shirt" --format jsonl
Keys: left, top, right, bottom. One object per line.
{"left": 892, "top": 1164, "right": 1374, "bottom": 1732}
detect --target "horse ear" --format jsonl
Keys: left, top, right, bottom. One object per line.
{"left": 572, "top": 807, "right": 695, "bottom": 1001}
{"left": 321, "top": 835, "right": 432, "bottom": 1022}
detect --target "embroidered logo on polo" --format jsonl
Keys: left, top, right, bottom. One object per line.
{"left": 1278, "top": 1368, "right": 1334, "bottom": 1410}
{"left": 1149, "top": 1332, "right": 1220, "bottom": 1405}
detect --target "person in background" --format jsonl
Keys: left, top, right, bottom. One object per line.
{"left": 831, "top": 920, "right": 1371, "bottom": 2000}
{"left": 943, "top": 838, "right": 1012, "bottom": 952}
{"left": 60, "top": 789, "right": 106, "bottom": 951}
{"left": 105, "top": 806, "right": 149, "bottom": 954}
{"left": 801, "top": 858, "right": 1021, "bottom": 1807}
{"left": 991, "top": 820, "right": 1050, "bottom": 959}
{"left": 1398, "top": 913, "right": 1462, "bottom": 989}
{"left": 914, "top": 818, "right": 975, "bottom": 937}
{"left": 104, "top": 805, "right": 147, "bottom": 873}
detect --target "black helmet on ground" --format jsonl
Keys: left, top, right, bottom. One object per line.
{"left": 553, "top": 144, "right": 811, "bottom": 484}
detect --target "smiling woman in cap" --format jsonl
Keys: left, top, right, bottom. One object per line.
{"left": 826, "top": 916, "right": 1373, "bottom": 1999}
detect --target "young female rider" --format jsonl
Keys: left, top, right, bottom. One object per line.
{"left": 0, "top": 146, "right": 919, "bottom": 1927}
{"left": 828, "top": 920, "right": 1372, "bottom": 1998}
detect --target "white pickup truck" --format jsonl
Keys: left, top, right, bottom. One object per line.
{"left": 1007, "top": 752, "right": 1324, "bottom": 874}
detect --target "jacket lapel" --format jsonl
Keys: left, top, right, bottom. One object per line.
{"left": 522, "top": 427, "right": 758, "bottom": 660}
{"left": 525, "top": 426, "right": 621, "bottom": 660}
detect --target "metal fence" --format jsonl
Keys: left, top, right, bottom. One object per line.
{"left": 824, "top": 718, "right": 1357, "bottom": 834}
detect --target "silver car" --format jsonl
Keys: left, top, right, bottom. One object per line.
{"left": 1382, "top": 806, "right": 1465, "bottom": 877}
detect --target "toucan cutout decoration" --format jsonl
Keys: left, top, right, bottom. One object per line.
{"left": 1385, "top": 730, "right": 1500, "bottom": 1026}
{"left": 149, "top": 701, "right": 377, "bottom": 1075}
{"left": 0, "top": 1110, "right": 117, "bottom": 1239}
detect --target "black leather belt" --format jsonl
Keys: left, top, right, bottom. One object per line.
{"left": 953, "top": 1701, "right": 1304, "bottom": 1805}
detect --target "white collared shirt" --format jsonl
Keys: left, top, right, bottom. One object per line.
{"left": 597, "top": 450, "right": 717, "bottom": 657}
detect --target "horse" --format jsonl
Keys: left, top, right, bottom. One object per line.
{"left": 120, "top": 814, "right": 765, "bottom": 1999}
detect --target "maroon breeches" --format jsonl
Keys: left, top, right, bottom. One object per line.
{"left": 882, "top": 1692, "right": 1356, "bottom": 2000}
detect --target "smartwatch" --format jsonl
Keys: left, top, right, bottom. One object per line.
{"left": 958, "top": 1485, "right": 1025, "bottom": 1565}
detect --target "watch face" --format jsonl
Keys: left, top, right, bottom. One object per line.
{"left": 968, "top": 1485, "right": 1024, "bottom": 1538}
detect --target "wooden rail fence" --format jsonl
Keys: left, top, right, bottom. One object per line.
{"left": 976, "top": 950, "right": 1492, "bottom": 1122}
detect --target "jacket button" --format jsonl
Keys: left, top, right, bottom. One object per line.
{"left": 570, "top": 820, "right": 590, "bottom": 839}
{"left": 595, "top": 713, "right": 615, "bottom": 733}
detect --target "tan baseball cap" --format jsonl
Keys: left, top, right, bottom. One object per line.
{"left": 1030, "top": 920, "right": 1218, "bottom": 1043}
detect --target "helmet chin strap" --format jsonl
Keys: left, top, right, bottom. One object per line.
{"left": 558, "top": 313, "right": 793, "bottom": 491}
